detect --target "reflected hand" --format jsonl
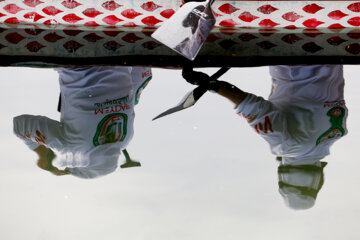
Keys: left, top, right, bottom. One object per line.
{"left": 182, "top": 65, "right": 211, "bottom": 86}
{"left": 34, "top": 145, "right": 69, "bottom": 176}
{"left": 182, "top": 66, "right": 226, "bottom": 92}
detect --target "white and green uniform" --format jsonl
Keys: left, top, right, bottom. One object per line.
{"left": 236, "top": 65, "right": 347, "bottom": 165}
{"left": 13, "top": 66, "right": 152, "bottom": 178}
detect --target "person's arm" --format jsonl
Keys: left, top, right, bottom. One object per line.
{"left": 13, "top": 114, "right": 65, "bottom": 150}
{"left": 13, "top": 115, "right": 68, "bottom": 176}
{"left": 130, "top": 67, "right": 152, "bottom": 105}
{"left": 211, "top": 81, "right": 248, "bottom": 108}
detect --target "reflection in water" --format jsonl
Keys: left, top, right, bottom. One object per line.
{"left": 184, "top": 64, "right": 347, "bottom": 210}
{"left": 13, "top": 66, "right": 152, "bottom": 178}
{"left": 278, "top": 162, "right": 326, "bottom": 210}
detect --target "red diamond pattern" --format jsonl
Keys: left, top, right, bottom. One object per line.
{"left": 103, "top": 30, "right": 121, "bottom": 37}
{"left": 61, "top": 0, "right": 81, "bottom": 9}
{"left": 327, "top": 36, "right": 347, "bottom": 45}
{"left": 348, "top": 3, "right": 360, "bottom": 12}
{"left": 142, "top": 41, "right": 161, "bottom": 50}
{"left": 346, "top": 43, "right": 360, "bottom": 54}
{"left": 218, "top": 3, "right": 239, "bottom": 14}
{"left": 23, "top": 0, "right": 43, "bottom": 7}
{"left": 239, "top": 12, "right": 259, "bottom": 23}
{"left": 42, "top": 6, "right": 63, "bottom": 16}
{"left": 206, "top": 34, "right": 220, "bottom": 42}
{"left": 26, "top": 41, "right": 45, "bottom": 52}
{"left": 329, "top": 23, "right": 345, "bottom": 29}
{"left": 84, "top": 21, "right": 100, "bottom": 27}
{"left": 257, "top": 5, "right": 278, "bottom": 15}
{"left": 302, "top": 42, "right": 323, "bottom": 53}
{"left": 328, "top": 10, "right": 348, "bottom": 20}
{"left": 303, "top": 4, "right": 324, "bottom": 14}
{"left": 239, "top": 33, "right": 258, "bottom": 42}
{"left": 4, "top": 17, "right": 22, "bottom": 24}
{"left": 160, "top": 9, "right": 175, "bottom": 19}
{"left": 24, "top": 12, "right": 45, "bottom": 22}
{"left": 257, "top": 41, "right": 277, "bottom": 50}
{"left": 25, "top": 29, "right": 44, "bottom": 36}
{"left": 259, "top": 19, "right": 279, "bottom": 28}
{"left": 63, "top": 14, "right": 83, "bottom": 23}
{"left": 219, "top": 39, "right": 237, "bottom": 50}
{"left": 348, "top": 17, "right": 360, "bottom": 26}
{"left": 82, "top": 8, "right": 103, "bottom": 18}
{"left": 63, "top": 40, "right": 83, "bottom": 53}
{"left": 43, "top": 32, "right": 64, "bottom": 42}
{"left": 43, "top": 19, "right": 58, "bottom": 25}
{"left": 303, "top": 18, "right": 324, "bottom": 28}
{"left": 141, "top": 16, "right": 162, "bottom": 26}
{"left": 103, "top": 41, "right": 123, "bottom": 51}
{"left": 303, "top": 29, "right": 324, "bottom": 38}
{"left": 4, "top": 4, "right": 24, "bottom": 14}
{"left": 123, "top": 22, "right": 138, "bottom": 27}
{"left": 122, "top": 33, "right": 142, "bottom": 43}
{"left": 141, "top": 2, "right": 162, "bottom": 12}
{"left": 259, "top": 29, "right": 278, "bottom": 37}
{"left": 63, "top": 29, "right": 83, "bottom": 36}
{"left": 347, "top": 29, "right": 360, "bottom": 39}
{"left": 282, "top": 12, "right": 303, "bottom": 22}
{"left": 219, "top": 19, "right": 240, "bottom": 27}
{"left": 5, "top": 32, "right": 25, "bottom": 44}
{"left": 102, "top": 1, "right": 122, "bottom": 11}
{"left": 103, "top": 15, "right": 123, "bottom": 25}
{"left": 83, "top": 33, "right": 103, "bottom": 42}
{"left": 281, "top": 34, "right": 303, "bottom": 44}
{"left": 121, "top": 9, "right": 142, "bottom": 19}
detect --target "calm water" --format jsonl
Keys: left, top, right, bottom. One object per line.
{"left": 0, "top": 66, "right": 359, "bottom": 240}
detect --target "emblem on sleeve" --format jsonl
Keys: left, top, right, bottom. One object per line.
{"left": 135, "top": 76, "right": 152, "bottom": 105}
{"left": 93, "top": 113, "right": 128, "bottom": 146}
{"left": 316, "top": 106, "right": 346, "bottom": 145}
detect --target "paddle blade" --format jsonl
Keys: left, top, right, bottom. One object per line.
{"left": 152, "top": 86, "right": 207, "bottom": 121}
{"left": 152, "top": 0, "right": 216, "bottom": 61}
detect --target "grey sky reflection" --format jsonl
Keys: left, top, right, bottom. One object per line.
{"left": 0, "top": 66, "right": 359, "bottom": 240}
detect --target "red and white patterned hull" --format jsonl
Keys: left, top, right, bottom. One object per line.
{"left": 0, "top": 0, "right": 359, "bottom": 67}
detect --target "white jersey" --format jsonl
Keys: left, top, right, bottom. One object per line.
{"left": 236, "top": 65, "right": 347, "bottom": 165}
{"left": 13, "top": 66, "right": 152, "bottom": 178}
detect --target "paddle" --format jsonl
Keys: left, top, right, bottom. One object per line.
{"left": 152, "top": 67, "right": 230, "bottom": 121}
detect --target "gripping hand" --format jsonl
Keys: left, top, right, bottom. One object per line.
{"left": 182, "top": 65, "right": 224, "bottom": 92}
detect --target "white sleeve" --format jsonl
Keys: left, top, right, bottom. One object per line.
{"left": 235, "top": 94, "right": 286, "bottom": 149}
{"left": 130, "top": 67, "right": 152, "bottom": 105}
{"left": 13, "top": 115, "right": 65, "bottom": 150}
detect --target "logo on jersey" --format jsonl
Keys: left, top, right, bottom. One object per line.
{"left": 316, "top": 106, "right": 346, "bottom": 145}
{"left": 93, "top": 113, "right": 128, "bottom": 146}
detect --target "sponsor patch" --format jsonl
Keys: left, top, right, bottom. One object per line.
{"left": 316, "top": 106, "right": 346, "bottom": 145}
{"left": 93, "top": 113, "right": 128, "bottom": 146}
